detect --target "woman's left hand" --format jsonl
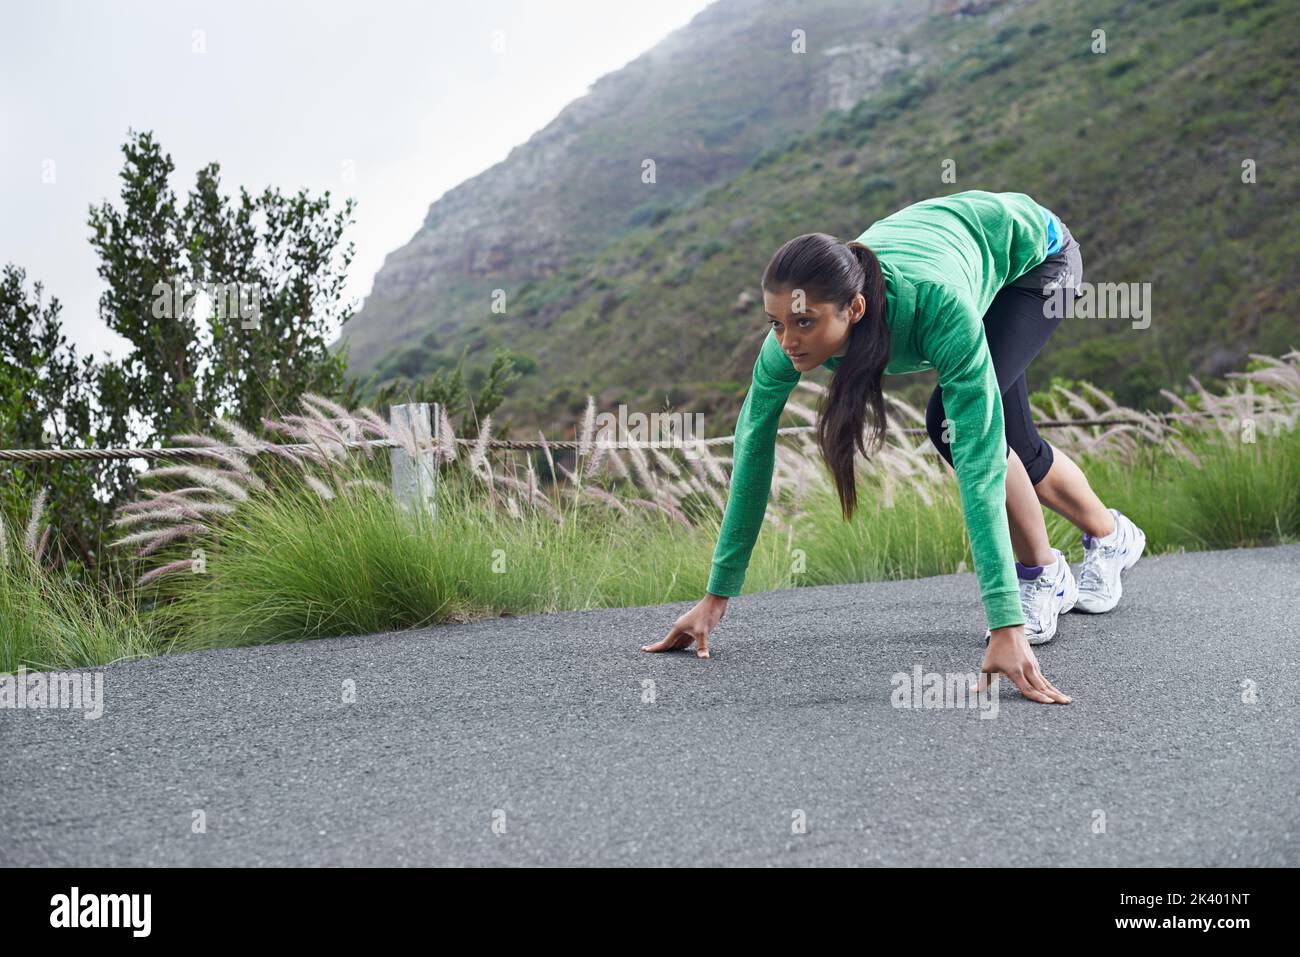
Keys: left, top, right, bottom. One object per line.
{"left": 974, "top": 625, "right": 1072, "bottom": 703}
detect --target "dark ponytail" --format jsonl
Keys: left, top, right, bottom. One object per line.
{"left": 762, "top": 233, "right": 890, "bottom": 521}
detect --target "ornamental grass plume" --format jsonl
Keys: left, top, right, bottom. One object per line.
{"left": 106, "top": 350, "right": 1300, "bottom": 592}
{"left": 112, "top": 392, "right": 409, "bottom": 587}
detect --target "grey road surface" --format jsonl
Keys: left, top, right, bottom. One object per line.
{"left": 3, "top": 543, "right": 1298, "bottom": 866}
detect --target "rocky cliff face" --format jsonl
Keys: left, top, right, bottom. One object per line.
{"left": 818, "top": 40, "right": 921, "bottom": 113}
{"left": 335, "top": 0, "right": 930, "bottom": 379}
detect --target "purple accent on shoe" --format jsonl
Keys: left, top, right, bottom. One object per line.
{"left": 1083, "top": 527, "right": 1116, "bottom": 548}
{"left": 1016, "top": 561, "right": 1045, "bottom": 580}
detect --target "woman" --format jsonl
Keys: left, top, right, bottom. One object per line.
{"left": 641, "top": 189, "right": 1146, "bottom": 705}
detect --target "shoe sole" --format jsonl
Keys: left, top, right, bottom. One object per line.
{"left": 1072, "top": 525, "right": 1146, "bottom": 614}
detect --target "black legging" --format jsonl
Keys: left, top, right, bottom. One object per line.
{"left": 924, "top": 221, "right": 1082, "bottom": 486}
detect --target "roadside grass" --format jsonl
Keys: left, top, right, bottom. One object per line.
{"left": 3, "top": 352, "right": 1297, "bottom": 670}
{"left": 1, "top": 518, "right": 160, "bottom": 672}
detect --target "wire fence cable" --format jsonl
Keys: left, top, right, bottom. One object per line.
{"left": 0, "top": 409, "right": 1259, "bottom": 463}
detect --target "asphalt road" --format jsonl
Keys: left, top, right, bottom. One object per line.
{"left": 3, "top": 543, "right": 1298, "bottom": 866}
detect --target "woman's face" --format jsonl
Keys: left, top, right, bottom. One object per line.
{"left": 764, "top": 286, "right": 865, "bottom": 371}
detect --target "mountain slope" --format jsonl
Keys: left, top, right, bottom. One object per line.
{"left": 360, "top": 0, "right": 1299, "bottom": 435}
{"left": 336, "top": 0, "right": 930, "bottom": 377}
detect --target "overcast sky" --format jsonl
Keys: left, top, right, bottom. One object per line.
{"left": 0, "top": 0, "right": 713, "bottom": 361}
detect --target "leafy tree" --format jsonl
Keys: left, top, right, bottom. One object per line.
{"left": 0, "top": 265, "right": 133, "bottom": 577}
{"left": 0, "top": 128, "right": 360, "bottom": 580}
{"left": 86, "top": 131, "right": 192, "bottom": 444}
{"left": 87, "top": 128, "right": 357, "bottom": 443}
{"left": 182, "top": 163, "right": 356, "bottom": 430}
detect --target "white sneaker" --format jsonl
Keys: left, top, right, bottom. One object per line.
{"left": 1073, "top": 508, "right": 1145, "bottom": 613}
{"left": 983, "top": 548, "right": 1078, "bottom": 646}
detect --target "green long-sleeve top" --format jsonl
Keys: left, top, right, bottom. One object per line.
{"left": 706, "top": 189, "right": 1056, "bottom": 630}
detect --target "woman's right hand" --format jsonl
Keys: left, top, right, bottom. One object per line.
{"left": 975, "top": 625, "right": 1072, "bottom": 703}
{"left": 641, "top": 593, "right": 728, "bottom": 659}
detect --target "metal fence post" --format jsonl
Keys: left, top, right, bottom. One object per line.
{"left": 389, "top": 402, "right": 438, "bottom": 522}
